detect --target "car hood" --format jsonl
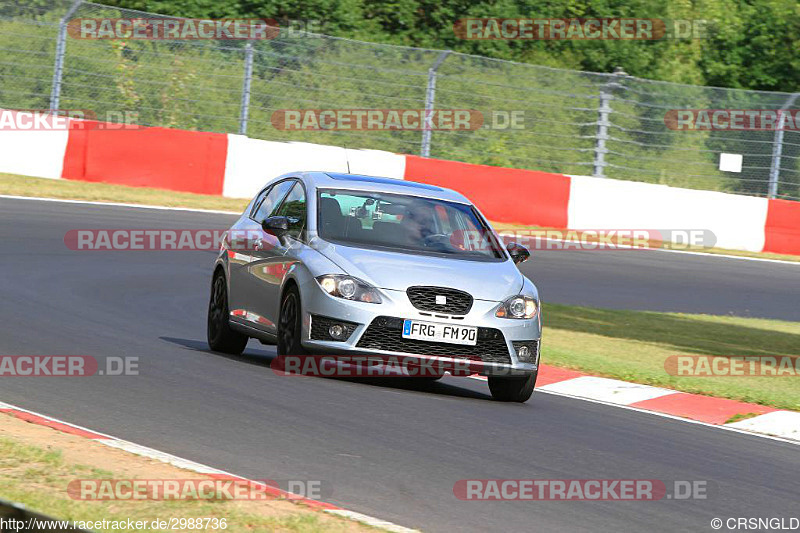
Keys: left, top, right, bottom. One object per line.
{"left": 316, "top": 242, "right": 523, "bottom": 301}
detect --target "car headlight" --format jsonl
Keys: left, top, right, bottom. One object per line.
{"left": 495, "top": 295, "right": 538, "bottom": 319}
{"left": 316, "top": 275, "right": 382, "bottom": 304}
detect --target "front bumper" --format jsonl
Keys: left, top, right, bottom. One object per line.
{"left": 298, "top": 281, "right": 540, "bottom": 377}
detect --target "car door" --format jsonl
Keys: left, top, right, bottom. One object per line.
{"left": 228, "top": 179, "right": 295, "bottom": 323}
{"left": 249, "top": 180, "right": 308, "bottom": 332}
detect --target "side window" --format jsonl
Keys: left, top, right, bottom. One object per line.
{"left": 249, "top": 187, "right": 270, "bottom": 218}
{"left": 433, "top": 204, "right": 453, "bottom": 234}
{"left": 252, "top": 180, "right": 294, "bottom": 223}
{"left": 274, "top": 182, "right": 307, "bottom": 239}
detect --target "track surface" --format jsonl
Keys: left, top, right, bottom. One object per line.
{"left": 1, "top": 197, "right": 798, "bottom": 532}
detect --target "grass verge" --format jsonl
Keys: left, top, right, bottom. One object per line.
{"left": 3, "top": 174, "right": 798, "bottom": 262}
{"left": 544, "top": 304, "right": 800, "bottom": 411}
{"left": 0, "top": 413, "right": 375, "bottom": 532}
{"left": 0, "top": 174, "right": 248, "bottom": 213}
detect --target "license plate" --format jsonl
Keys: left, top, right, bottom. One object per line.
{"left": 402, "top": 320, "right": 478, "bottom": 346}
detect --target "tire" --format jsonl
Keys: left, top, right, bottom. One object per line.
{"left": 277, "top": 285, "right": 309, "bottom": 356}
{"left": 207, "top": 270, "right": 248, "bottom": 355}
{"left": 488, "top": 371, "right": 537, "bottom": 402}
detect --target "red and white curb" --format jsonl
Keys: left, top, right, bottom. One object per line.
{"left": 0, "top": 401, "right": 418, "bottom": 533}
{"left": 472, "top": 365, "right": 800, "bottom": 443}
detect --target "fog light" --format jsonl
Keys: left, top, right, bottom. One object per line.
{"left": 329, "top": 324, "right": 346, "bottom": 340}
{"left": 517, "top": 345, "right": 531, "bottom": 360}
{"left": 512, "top": 341, "right": 538, "bottom": 363}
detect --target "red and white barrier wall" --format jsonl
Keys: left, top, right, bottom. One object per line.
{"left": 0, "top": 111, "right": 69, "bottom": 180}
{"left": 2, "top": 116, "right": 798, "bottom": 256}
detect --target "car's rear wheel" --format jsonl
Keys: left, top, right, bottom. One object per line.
{"left": 277, "top": 285, "right": 309, "bottom": 356}
{"left": 207, "top": 271, "right": 248, "bottom": 355}
{"left": 488, "top": 372, "right": 537, "bottom": 402}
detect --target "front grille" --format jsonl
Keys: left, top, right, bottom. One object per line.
{"left": 406, "top": 286, "right": 473, "bottom": 315}
{"left": 356, "top": 316, "right": 511, "bottom": 364}
{"left": 310, "top": 315, "right": 357, "bottom": 342}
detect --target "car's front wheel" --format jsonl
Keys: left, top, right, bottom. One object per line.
{"left": 277, "top": 285, "right": 309, "bottom": 356}
{"left": 488, "top": 372, "right": 537, "bottom": 402}
{"left": 207, "top": 271, "right": 249, "bottom": 355}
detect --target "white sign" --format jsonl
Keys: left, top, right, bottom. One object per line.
{"left": 719, "top": 153, "right": 743, "bottom": 173}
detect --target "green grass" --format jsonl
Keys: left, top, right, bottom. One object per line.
{"left": 724, "top": 413, "right": 762, "bottom": 424}
{"left": 544, "top": 304, "right": 800, "bottom": 411}
{"left": 0, "top": 436, "right": 369, "bottom": 533}
{"left": 0, "top": 173, "right": 249, "bottom": 213}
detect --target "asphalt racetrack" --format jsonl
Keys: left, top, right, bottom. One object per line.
{"left": 1, "top": 196, "right": 798, "bottom": 532}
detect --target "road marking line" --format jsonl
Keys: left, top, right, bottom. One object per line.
{"left": 325, "top": 510, "right": 420, "bottom": 533}
{"left": 97, "top": 439, "right": 227, "bottom": 474}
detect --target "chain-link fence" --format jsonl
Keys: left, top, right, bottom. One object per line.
{"left": 2, "top": 0, "right": 799, "bottom": 200}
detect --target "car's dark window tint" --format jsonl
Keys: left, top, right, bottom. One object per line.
{"left": 249, "top": 187, "right": 271, "bottom": 218}
{"left": 274, "top": 182, "right": 307, "bottom": 240}
{"left": 252, "top": 180, "right": 294, "bottom": 223}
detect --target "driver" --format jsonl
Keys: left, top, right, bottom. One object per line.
{"left": 404, "top": 201, "right": 436, "bottom": 244}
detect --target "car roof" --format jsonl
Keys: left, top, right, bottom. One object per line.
{"left": 295, "top": 171, "right": 471, "bottom": 204}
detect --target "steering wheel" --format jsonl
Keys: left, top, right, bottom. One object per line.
{"left": 423, "top": 233, "right": 453, "bottom": 249}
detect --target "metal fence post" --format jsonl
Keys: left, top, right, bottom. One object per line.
{"left": 420, "top": 50, "right": 451, "bottom": 158}
{"left": 768, "top": 93, "right": 800, "bottom": 199}
{"left": 593, "top": 67, "right": 627, "bottom": 178}
{"left": 593, "top": 91, "right": 611, "bottom": 178}
{"left": 238, "top": 42, "right": 255, "bottom": 135}
{"left": 49, "top": 0, "right": 83, "bottom": 112}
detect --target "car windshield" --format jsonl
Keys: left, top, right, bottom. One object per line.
{"left": 317, "top": 189, "right": 505, "bottom": 260}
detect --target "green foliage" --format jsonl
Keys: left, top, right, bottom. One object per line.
{"left": 99, "top": 0, "right": 799, "bottom": 92}
{"left": 1, "top": 0, "right": 798, "bottom": 199}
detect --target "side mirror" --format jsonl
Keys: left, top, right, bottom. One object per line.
{"left": 506, "top": 242, "right": 530, "bottom": 264}
{"left": 261, "top": 216, "right": 289, "bottom": 236}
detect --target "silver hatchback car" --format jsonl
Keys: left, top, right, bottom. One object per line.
{"left": 207, "top": 172, "right": 541, "bottom": 402}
